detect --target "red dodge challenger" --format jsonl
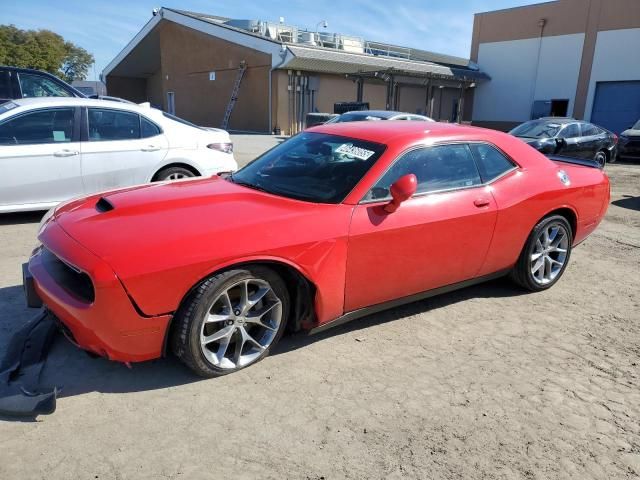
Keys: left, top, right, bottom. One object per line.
{"left": 24, "top": 122, "right": 610, "bottom": 377}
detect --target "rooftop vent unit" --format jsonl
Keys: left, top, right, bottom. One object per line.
{"left": 224, "top": 19, "right": 261, "bottom": 33}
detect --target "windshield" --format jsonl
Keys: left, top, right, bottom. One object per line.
{"left": 510, "top": 120, "right": 562, "bottom": 139}
{"left": 328, "top": 112, "right": 385, "bottom": 123}
{"left": 229, "top": 132, "right": 386, "bottom": 203}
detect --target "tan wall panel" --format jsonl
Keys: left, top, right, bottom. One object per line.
{"left": 158, "top": 21, "right": 271, "bottom": 131}
{"left": 398, "top": 85, "right": 426, "bottom": 114}
{"left": 314, "top": 74, "right": 357, "bottom": 113}
{"left": 273, "top": 70, "right": 290, "bottom": 134}
{"left": 363, "top": 82, "right": 387, "bottom": 110}
{"left": 146, "top": 70, "right": 164, "bottom": 108}
{"left": 106, "top": 76, "right": 146, "bottom": 102}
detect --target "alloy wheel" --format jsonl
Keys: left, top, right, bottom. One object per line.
{"left": 530, "top": 223, "right": 569, "bottom": 285}
{"left": 199, "top": 279, "right": 282, "bottom": 370}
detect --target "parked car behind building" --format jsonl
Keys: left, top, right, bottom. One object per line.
{"left": 509, "top": 117, "right": 617, "bottom": 167}
{"left": 0, "top": 98, "right": 237, "bottom": 213}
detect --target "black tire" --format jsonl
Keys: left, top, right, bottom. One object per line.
{"left": 154, "top": 166, "right": 196, "bottom": 182}
{"left": 171, "top": 266, "right": 289, "bottom": 377}
{"left": 594, "top": 150, "right": 607, "bottom": 168}
{"left": 510, "top": 215, "right": 573, "bottom": 292}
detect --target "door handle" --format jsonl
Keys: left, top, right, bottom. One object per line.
{"left": 53, "top": 149, "right": 79, "bottom": 157}
{"left": 474, "top": 198, "right": 491, "bottom": 208}
{"left": 141, "top": 145, "right": 161, "bottom": 152}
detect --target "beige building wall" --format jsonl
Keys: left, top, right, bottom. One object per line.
{"left": 363, "top": 82, "right": 387, "bottom": 110}
{"left": 158, "top": 21, "right": 272, "bottom": 131}
{"left": 397, "top": 85, "right": 426, "bottom": 115}
{"left": 470, "top": 0, "right": 640, "bottom": 130}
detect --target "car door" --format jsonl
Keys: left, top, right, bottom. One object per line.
{"left": 0, "top": 106, "right": 84, "bottom": 209}
{"left": 557, "top": 122, "right": 581, "bottom": 156}
{"left": 344, "top": 143, "right": 498, "bottom": 312}
{"left": 575, "top": 122, "right": 601, "bottom": 159}
{"left": 80, "top": 107, "right": 168, "bottom": 193}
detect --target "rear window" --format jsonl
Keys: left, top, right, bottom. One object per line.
{"left": 469, "top": 143, "right": 516, "bottom": 183}
{"left": 510, "top": 120, "right": 561, "bottom": 139}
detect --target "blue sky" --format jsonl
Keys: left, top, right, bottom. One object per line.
{"left": 3, "top": 0, "right": 536, "bottom": 80}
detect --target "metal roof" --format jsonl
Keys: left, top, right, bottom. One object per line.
{"left": 282, "top": 45, "right": 489, "bottom": 81}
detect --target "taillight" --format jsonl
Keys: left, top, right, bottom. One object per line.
{"left": 613, "top": 134, "right": 618, "bottom": 144}
{"left": 207, "top": 142, "right": 233, "bottom": 154}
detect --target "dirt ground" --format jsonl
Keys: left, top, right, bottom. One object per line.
{"left": 0, "top": 141, "right": 638, "bottom": 479}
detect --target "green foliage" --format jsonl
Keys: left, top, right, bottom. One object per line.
{"left": 0, "top": 24, "right": 94, "bottom": 82}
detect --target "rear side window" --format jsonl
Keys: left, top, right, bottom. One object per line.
{"left": 581, "top": 123, "right": 599, "bottom": 136}
{"left": 88, "top": 108, "right": 140, "bottom": 141}
{"left": 559, "top": 123, "right": 580, "bottom": 139}
{"left": 18, "top": 73, "right": 73, "bottom": 98}
{"left": 468, "top": 143, "right": 516, "bottom": 183}
{"left": 141, "top": 117, "right": 161, "bottom": 138}
{"left": 0, "top": 108, "right": 74, "bottom": 145}
{"left": 366, "top": 144, "right": 482, "bottom": 200}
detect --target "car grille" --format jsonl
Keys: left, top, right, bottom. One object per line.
{"left": 40, "top": 248, "right": 95, "bottom": 303}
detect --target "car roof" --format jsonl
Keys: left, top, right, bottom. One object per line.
{"left": 341, "top": 110, "right": 409, "bottom": 118}
{"left": 6, "top": 96, "right": 157, "bottom": 115}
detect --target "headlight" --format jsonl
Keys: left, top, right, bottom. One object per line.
{"left": 37, "top": 207, "right": 56, "bottom": 236}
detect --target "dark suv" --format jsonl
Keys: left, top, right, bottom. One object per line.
{"left": 510, "top": 117, "right": 618, "bottom": 167}
{"left": 0, "top": 66, "right": 85, "bottom": 103}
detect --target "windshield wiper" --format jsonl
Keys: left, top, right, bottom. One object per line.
{"left": 230, "top": 178, "right": 274, "bottom": 195}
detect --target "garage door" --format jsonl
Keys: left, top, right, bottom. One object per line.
{"left": 591, "top": 81, "right": 640, "bottom": 134}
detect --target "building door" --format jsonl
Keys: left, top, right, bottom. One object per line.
{"left": 591, "top": 81, "right": 640, "bottom": 134}
{"left": 166, "top": 91, "right": 176, "bottom": 115}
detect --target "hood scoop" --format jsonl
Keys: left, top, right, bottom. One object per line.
{"left": 95, "top": 197, "right": 114, "bottom": 213}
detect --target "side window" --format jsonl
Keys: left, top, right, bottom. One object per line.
{"left": 141, "top": 116, "right": 161, "bottom": 138}
{"left": 559, "top": 123, "right": 580, "bottom": 139}
{"left": 468, "top": 143, "right": 516, "bottom": 183}
{"left": 581, "top": 123, "right": 598, "bottom": 136}
{"left": 18, "top": 73, "right": 73, "bottom": 98}
{"left": 88, "top": 108, "right": 140, "bottom": 141}
{"left": 0, "top": 108, "right": 74, "bottom": 145}
{"left": 0, "top": 71, "right": 12, "bottom": 99}
{"left": 366, "top": 144, "right": 482, "bottom": 200}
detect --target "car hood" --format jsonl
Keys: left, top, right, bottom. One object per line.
{"left": 52, "top": 176, "right": 345, "bottom": 280}
{"left": 621, "top": 128, "right": 640, "bottom": 138}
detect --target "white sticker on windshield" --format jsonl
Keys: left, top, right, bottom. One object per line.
{"left": 335, "top": 143, "right": 375, "bottom": 160}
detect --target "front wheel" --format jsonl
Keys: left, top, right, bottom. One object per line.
{"left": 171, "top": 267, "right": 289, "bottom": 377}
{"left": 510, "top": 215, "right": 573, "bottom": 292}
{"left": 154, "top": 166, "right": 196, "bottom": 181}
{"left": 594, "top": 150, "right": 607, "bottom": 168}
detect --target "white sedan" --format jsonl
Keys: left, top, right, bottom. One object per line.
{"left": 0, "top": 97, "right": 238, "bottom": 213}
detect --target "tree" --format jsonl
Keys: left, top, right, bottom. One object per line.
{"left": 0, "top": 24, "right": 94, "bottom": 82}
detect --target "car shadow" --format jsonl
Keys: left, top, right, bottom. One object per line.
{"left": 0, "top": 277, "right": 525, "bottom": 414}
{"left": 611, "top": 195, "right": 640, "bottom": 212}
{"left": 0, "top": 211, "right": 45, "bottom": 226}
{"left": 272, "top": 277, "right": 526, "bottom": 355}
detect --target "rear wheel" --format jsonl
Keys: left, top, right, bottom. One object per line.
{"left": 171, "top": 267, "right": 289, "bottom": 377}
{"left": 510, "top": 215, "right": 573, "bottom": 292}
{"left": 594, "top": 150, "right": 607, "bottom": 168}
{"left": 155, "top": 166, "right": 196, "bottom": 181}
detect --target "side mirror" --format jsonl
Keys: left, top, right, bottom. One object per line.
{"left": 384, "top": 174, "right": 417, "bottom": 213}
{"left": 554, "top": 137, "right": 567, "bottom": 153}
